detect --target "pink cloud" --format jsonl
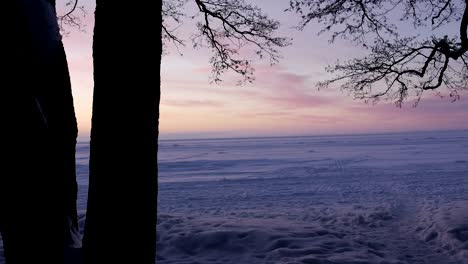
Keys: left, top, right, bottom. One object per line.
{"left": 340, "top": 97, "right": 468, "bottom": 131}
{"left": 346, "top": 97, "right": 468, "bottom": 115}
{"left": 249, "top": 66, "right": 334, "bottom": 109}
{"left": 181, "top": 65, "right": 334, "bottom": 109}
{"left": 161, "top": 99, "right": 224, "bottom": 108}
{"left": 243, "top": 111, "right": 348, "bottom": 124}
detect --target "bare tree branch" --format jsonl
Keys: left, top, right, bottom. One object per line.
{"left": 162, "top": 0, "right": 187, "bottom": 53}
{"left": 289, "top": 0, "right": 468, "bottom": 105}
{"left": 191, "top": 0, "right": 291, "bottom": 83}
{"left": 432, "top": 1, "right": 451, "bottom": 26}
{"left": 57, "top": 0, "right": 87, "bottom": 35}
{"left": 161, "top": 0, "right": 290, "bottom": 83}
{"left": 60, "top": 0, "right": 78, "bottom": 18}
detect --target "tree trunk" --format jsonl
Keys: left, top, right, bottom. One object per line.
{"left": 1, "top": 0, "right": 79, "bottom": 263}
{"left": 82, "top": 1, "right": 162, "bottom": 263}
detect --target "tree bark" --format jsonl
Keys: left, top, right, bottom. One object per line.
{"left": 1, "top": 0, "right": 79, "bottom": 263}
{"left": 82, "top": 1, "right": 162, "bottom": 263}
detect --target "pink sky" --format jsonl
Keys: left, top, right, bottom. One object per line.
{"left": 60, "top": 0, "right": 468, "bottom": 140}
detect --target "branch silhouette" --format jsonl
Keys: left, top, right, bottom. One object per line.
{"left": 163, "top": 0, "right": 291, "bottom": 84}
{"left": 288, "top": 0, "right": 468, "bottom": 106}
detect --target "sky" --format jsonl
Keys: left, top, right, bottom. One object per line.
{"left": 59, "top": 0, "right": 468, "bottom": 141}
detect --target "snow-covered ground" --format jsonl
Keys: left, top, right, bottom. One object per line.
{"left": 1, "top": 130, "right": 467, "bottom": 263}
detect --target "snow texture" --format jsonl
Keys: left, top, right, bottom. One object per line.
{"left": 1, "top": 130, "right": 467, "bottom": 263}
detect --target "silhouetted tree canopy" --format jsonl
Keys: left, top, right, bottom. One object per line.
{"left": 288, "top": 0, "right": 468, "bottom": 106}
{"left": 162, "top": 0, "right": 291, "bottom": 83}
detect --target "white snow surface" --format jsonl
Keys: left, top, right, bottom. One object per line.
{"left": 1, "top": 130, "right": 467, "bottom": 263}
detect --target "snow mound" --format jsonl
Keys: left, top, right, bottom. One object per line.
{"left": 416, "top": 201, "right": 468, "bottom": 263}
{"left": 156, "top": 214, "right": 403, "bottom": 264}
{"left": 318, "top": 205, "right": 394, "bottom": 229}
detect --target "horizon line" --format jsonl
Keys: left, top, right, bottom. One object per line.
{"left": 76, "top": 128, "right": 468, "bottom": 143}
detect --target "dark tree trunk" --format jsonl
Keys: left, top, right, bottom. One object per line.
{"left": 1, "top": 0, "right": 79, "bottom": 263}
{"left": 82, "top": 1, "right": 162, "bottom": 264}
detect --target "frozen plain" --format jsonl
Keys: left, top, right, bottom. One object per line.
{"left": 1, "top": 130, "right": 467, "bottom": 263}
